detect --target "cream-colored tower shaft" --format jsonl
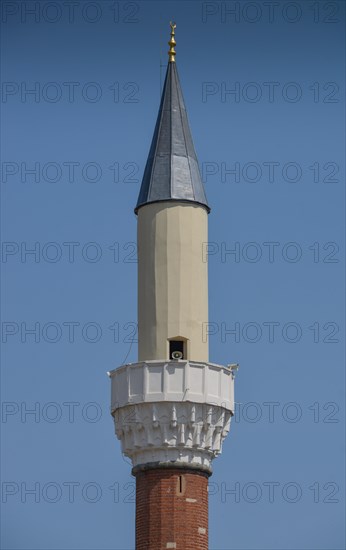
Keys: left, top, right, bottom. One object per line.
{"left": 138, "top": 201, "right": 208, "bottom": 362}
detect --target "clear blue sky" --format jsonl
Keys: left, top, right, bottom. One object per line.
{"left": 1, "top": 1, "right": 345, "bottom": 549}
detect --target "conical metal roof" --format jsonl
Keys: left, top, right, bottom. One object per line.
{"left": 135, "top": 61, "right": 210, "bottom": 214}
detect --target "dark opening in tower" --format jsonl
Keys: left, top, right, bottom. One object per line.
{"left": 169, "top": 339, "right": 185, "bottom": 360}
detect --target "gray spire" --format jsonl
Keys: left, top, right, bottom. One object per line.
{"left": 135, "top": 62, "right": 210, "bottom": 214}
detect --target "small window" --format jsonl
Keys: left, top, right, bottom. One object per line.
{"left": 169, "top": 340, "right": 184, "bottom": 360}
{"left": 176, "top": 475, "right": 186, "bottom": 495}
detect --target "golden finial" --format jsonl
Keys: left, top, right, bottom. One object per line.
{"left": 168, "top": 21, "right": 176, "bottom": 62}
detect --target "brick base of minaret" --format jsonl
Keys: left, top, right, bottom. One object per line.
{"left": 134, "top": 467, "right": 209, "bottom": 550}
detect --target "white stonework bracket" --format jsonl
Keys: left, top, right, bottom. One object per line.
{"left": 109, "top": 360, "right": 235, "bottom": 473}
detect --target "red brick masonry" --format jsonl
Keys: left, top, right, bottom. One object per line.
{"left": 135, "top": 467, "right": 209, "bottom": 550}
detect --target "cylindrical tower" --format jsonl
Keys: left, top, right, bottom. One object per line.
{"left": 137, "top": 201, "right": 208, "bottom": 362}
{"left": 109, "top": 23, "right": 236, "bottom": 550}
{"left": 135, "top": 468, "right": 209, "bottom": 550}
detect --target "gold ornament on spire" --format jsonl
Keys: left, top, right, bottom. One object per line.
{"left": 168, "top": 21, "right": 176, "bottom": 62}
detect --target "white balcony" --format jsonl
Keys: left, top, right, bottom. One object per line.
{"left": 109, "top": 360, "right": 234, "bottom": 414}
{"left": 109, "top": 360, "right": 235, "bottom": 471}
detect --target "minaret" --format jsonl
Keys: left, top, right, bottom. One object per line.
{"left": 109, "top": 23, "right": 236, "bottom": 550}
